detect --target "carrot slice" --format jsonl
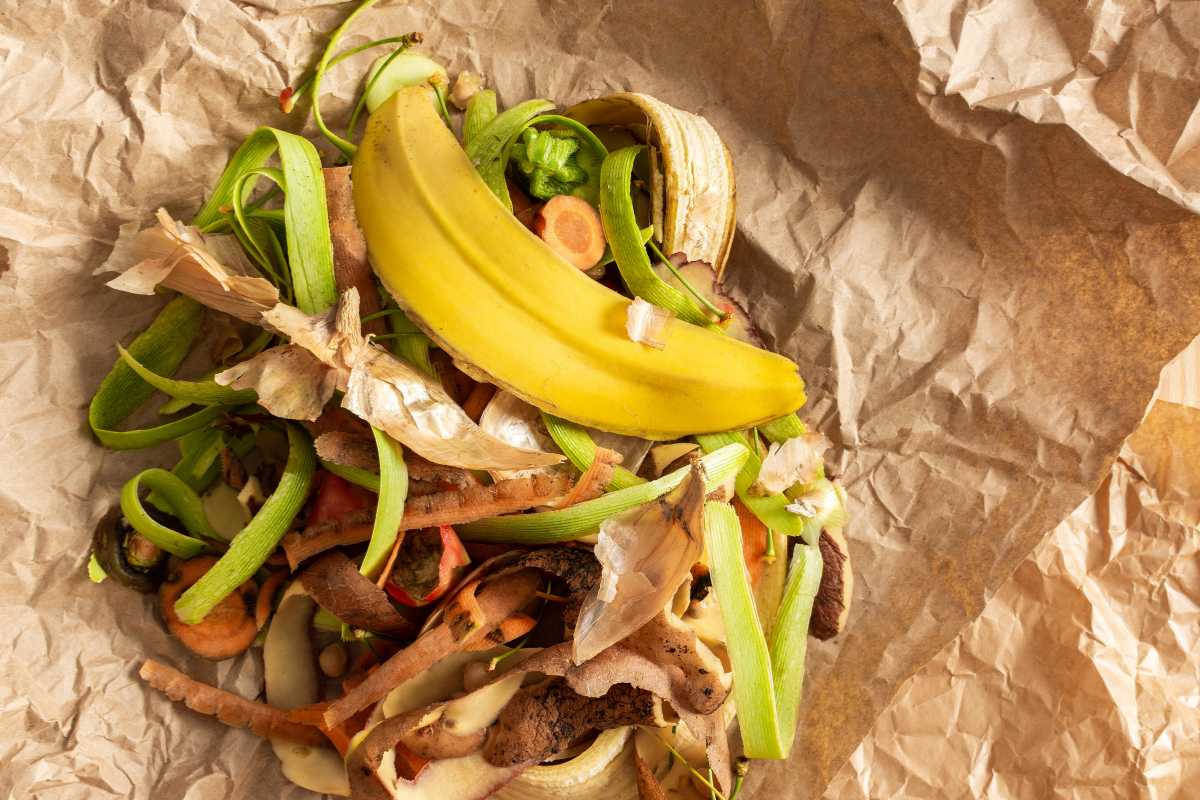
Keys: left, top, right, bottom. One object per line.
{"left": 160, "top": 557, "right": 257, "bottom": 660}
{"left": 462, "top": 381, "right": 497, "bottom": 422}
{"left": 254, "top": 569, "right": 288, "bottom": 630}
{"left": 533, "top": 195, "right": 606, "bottom": 270}
{"left": 139, "top": 659, "right": 326, "bottom": 746}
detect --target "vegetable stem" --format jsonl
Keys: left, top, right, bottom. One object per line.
{"left": 599, "top": 147, "right": 713, "bottom": 327}
{"left": 768, "top": 543, "right": 823, "bottom": 753}
{"left": 702, "top": 500, "right": 783, "bottom": 759}
{"left": 88, "top": 296, "right": 204, "bottom": 449}
{"left": 309, "top": 0, "right": 379, "bottom": 160}
{"left": 117, "top": 346, "right": 256, "bottom": 406}
{"left": 462, "top": 89, "right": 498, "bottom": 148}
{"left": 458, "top": 443, "right": 747, "bottom": 542}
{"left": 175, "top": 425, "right": 316, "bottom": 624}
{"left": 695, "top": 431, "right": 806, "bottom": 539}
{"left": 758, "top": 414, "right": 807, "bottom": 444}
{"left": 359, "top": 429, "right": 408, "bottom": 579}
{"left": 541, "top": 413, "right": 643, "bottom": 490}
{"left": 319, "top": 459, "right": 381, "bottom": 493}
{"left": 647, "top": 238, "right": 730, "bottom": 321}
{"left": 120, "top": 469, "right": 220, "bottom": 558}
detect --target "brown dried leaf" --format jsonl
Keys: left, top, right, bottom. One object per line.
{"left": 573, "top": 463, "right": 706, "bottom": 663}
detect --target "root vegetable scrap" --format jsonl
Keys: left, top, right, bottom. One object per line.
{"left": 534, "top": 195, "right": 606, "bottom": 270}
{"left": 160, "top": 557, "right": 258, "bottom": 660}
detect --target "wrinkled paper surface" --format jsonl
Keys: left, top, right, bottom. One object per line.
{"left": 2, "top": 1, "right": 1200, "bottom": 797}
{"left": 826, "top": 347, "right": 1200, "bottom": 798}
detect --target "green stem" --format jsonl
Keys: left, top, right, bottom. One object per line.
{"left": 309, "top": 0, "right": 380, "bottom": 160}
{"left": 319, "top": 459, "right": 381, "bottom": 493}
{"left": 88, "top": 296, "right": 204, "bottom": 448}
{"left": 599, "top": 146, "right": 713, "bottom": 327}
{"left": 769, "top": 543, "right": 823, "bottom": 753}
{"left": 541, "top": 413, "right": 643, "bottom": 490}
{"left": 702, "top": 500, "right": 782, "bottom": 759}
{"left": 758, "top": 414, "right": 807, "bottom": 444}
{"left": 462, "top": 89, "right": 497, "bottom": 148}
{"left": 458, "top": 443, "right": 747, "bottom": 543}
{"left": 647, "top": 238, "right": 730, "bottom": 321}
{"left": 695, "top": 431, "right": 806, "bottom": 539}
{"left": 120, "top": 468, "right": 220, "bottom": 558}
{"left": 117, "top": 346, "right": 256, "bottom": 406}
{"left": 174, "top": 425, "right": 316, "bottom": 623}
{"left": 359, "top": 428, "right": 407, "bottom": 579}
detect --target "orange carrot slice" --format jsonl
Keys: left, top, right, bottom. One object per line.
{"left": 533, "top": 195, "right": 606, "bottom": 270}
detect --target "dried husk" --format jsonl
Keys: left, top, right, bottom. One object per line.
{"left": 105, "top": 209, "right": 279, "bottom": 322}
{"left": 573, "top": 463, "right": 706, "bottom": 663}
{"left": 216, "top": 344, "right": 337, "bottom": 421}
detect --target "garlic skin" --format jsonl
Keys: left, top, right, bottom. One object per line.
{"left": 625, "top": 297, "right": 670, "bottom": 349}
{"left": 450, "top": 71, "right": 484, "bottom": 109}
{"left": 755, "top": 432, "right": 829, "bottom": 495}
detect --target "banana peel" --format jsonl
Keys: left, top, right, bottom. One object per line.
{"left": 566, "top": 93, "right": 736, "bottom": 276}
{"left": 352, "top": 87, "right": 803, "bottom": 440}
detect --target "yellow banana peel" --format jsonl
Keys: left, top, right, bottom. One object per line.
{"left": 352, "top": 87, "right": 804, "bottom": 440}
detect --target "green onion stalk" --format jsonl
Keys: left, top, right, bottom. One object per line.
{"left": 694, "top": 430, "right": 810, "bottom": 542}
{"left": 541, "top": 413, "right": 643, "bottom": 490}
{"left": 88, "top": 296, "right": 220, "bottom": 450}
{"left": 120, "top": 469, "right": 222, "bottom": 558}
{"left": 358, "top": 428, "right": 408, "bottom": 579}
{"left": 192, "top": 127, "right": 337, "bottom": 316}
{"left": 320, "top": 459, "right": 381, "bottom": 493}
{"left": 174, "top": 424, "right": 316, "bottom": 624}
{"left": 462, "top": 89, "right": 498, "bottom": 148}
{"left": 702, "top": 501, "right": 823, "bottom": 759}
{"left": 598, "top": 146, "right": 713, "bottom": 327}
{"left": 458, "top": 443, "right": 747, "bottom": 543}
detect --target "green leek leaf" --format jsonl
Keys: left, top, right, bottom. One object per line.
{"left": 458, "top": 443, "right": 747, "bottom": 543}
{"left": 120, "top": 468, "right": 220, "bottom": 558}
{"left": 359, "top": 428, "right": 407, "bottom": 579}
{"left": 192, "top": 127, "right": 337, "bottom": 316}
{"left": 599, "top": 146, "right": 713, "bottom": 327}
{"left": 541, "top": 413, "right": 643, "bottom": 490}
{"left": 175, "top": 424, "right": 316, "bottom": 623}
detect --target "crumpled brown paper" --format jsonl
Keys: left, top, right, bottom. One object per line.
{"left": 2, "top": 0, "right": 1200, "bottom": 798}
{"left": 825, "top": 345, "right": 1200, "bottom": 798}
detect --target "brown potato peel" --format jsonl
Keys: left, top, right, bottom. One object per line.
{"left": 298, "top": 551, "right": 420, "bottom": 636}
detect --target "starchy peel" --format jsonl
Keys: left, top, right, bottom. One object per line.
{"left": 352, "top": 87, "right": 805, "bottom": 440}
{"left": 566, "top": 93, "right": 736, "bottom": 275}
